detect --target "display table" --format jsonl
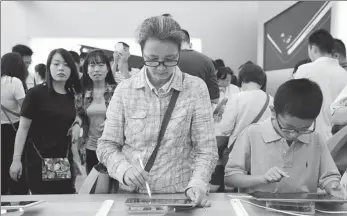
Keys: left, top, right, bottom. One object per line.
{"left": 2, "top": 193, "right": 347, "bottom": 216}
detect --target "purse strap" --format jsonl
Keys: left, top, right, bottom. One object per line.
{"left": 144, "top": 73, "right": 185, "bottom": 172}
{"left": 1, "top": 105, "right": 19, "bottom": 132}
{"left": 251, "top": 93, "right": 270, "bottom": 124}
{"left": 227, "top": 93, "right": 270, "bottom": 152}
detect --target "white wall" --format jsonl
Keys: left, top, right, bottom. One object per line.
{"left": 19, "top": 1, "right": 258, "bottom": 72}
{"left": 1, "top": 2, "right": 28, "bottom": 56}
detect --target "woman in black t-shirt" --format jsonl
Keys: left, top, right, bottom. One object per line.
{"left": 9, "top": 48, "right": 82, "bottom": 194}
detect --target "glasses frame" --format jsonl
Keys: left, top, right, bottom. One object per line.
{"left": 143, "top": 54, "right": 180, "bottom": 68}
{"left": 276, "top": 115, "right": 316, "bottom": 134}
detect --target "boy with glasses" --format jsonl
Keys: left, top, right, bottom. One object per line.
{"left": 224, "top": 79, "right": 347, "bottom": 199}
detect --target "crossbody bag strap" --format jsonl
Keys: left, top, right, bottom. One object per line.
{"left": 251, "top": 93, "right": 270, "bottom": 124}
{"left": 1, "top": 106, "right": 18, "bottom": 132}
{"left": 226, "top": 93, "right": 270, "bottom": 152}
{"left": 144, "top": 73, "right": 185, "bottom": 172}
{"left": 1, "top": 105, "right": 20, "bottom": 117}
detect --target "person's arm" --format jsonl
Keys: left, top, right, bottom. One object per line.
{"left": 13, "top": 87, "right": 38, "bottom": 157}
{"left": 186, "top": 79, "right": 219, "bottom": 194}
{"left": 96, "top": 82, "right": 132, "bottom": 185}
{"left": 13, "top": 78, "right": 26, "bottom": 109}
{"left": 331, "top": 85, "right": 347, "bottom": 125}
{"left": 217, "top": 97, "right": 238, "bottom": 136}
{"left": 13, "top": 117, "right": 32, "bottom": 158}
{"left": 118, "top": 62, "right": 131, "bottom": 79}
{"left": 317, "top": 136, "right": 342, "bottom": 192}
{"left": 224, "top": 128, "right": 264, "bottom": 188}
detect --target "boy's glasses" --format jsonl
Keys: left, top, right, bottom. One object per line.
{"left": 276, "top": 116, "right": 316, "bottom": 134}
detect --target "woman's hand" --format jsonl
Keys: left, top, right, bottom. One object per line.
{"left": 9, "top": 158, "right": 22, "bottom": 181}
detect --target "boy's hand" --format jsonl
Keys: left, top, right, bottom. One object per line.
{"left": 263, "top": 167, "right": 289, "bottom": 183}
{"left": 328, "top": 181, "right": 347, "bottom": 200}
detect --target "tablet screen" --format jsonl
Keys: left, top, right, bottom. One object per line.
{"left": 250, "top": 192, "right": 347, "bottom": 203}
{"left": 125, "top": 198, "right": 194, "bottom": 206}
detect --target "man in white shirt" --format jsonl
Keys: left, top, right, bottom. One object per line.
{"left": 294, "top": 29, "right": 347, "bottom": 141}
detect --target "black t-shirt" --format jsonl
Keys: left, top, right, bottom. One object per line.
{"left": 21, "top": 84, "right": 76, "bottom": 158}
{"left": 178, "top": 49, "right": 220, "bottom": 100}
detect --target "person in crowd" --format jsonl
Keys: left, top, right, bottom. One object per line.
{"left": 111, "top": 42, "right": 140, "bottom": 84}
{"left": 332, "top": 38, "right": 347, "bottom": 71}
{"left": 213, "top": 67, "right": 240, "bottom": 124}
{"left": 9, "top": 48, "right": 82, "bottom": 194}
{"left": 69, "top": 51, "right": 84, "bottom": 79}
{"left": 216, "top": 63, "right": 272, "bottom": 136}
{"left": 1, "top": 52, "right": 29, "bottom": 195}
{"left": 294, "top": 29, "right": 347, "bottom": 142}
{"left": 292, "top": 58, "right": 311, "bottom": 77}
{"left": 12, "top": 44, "right": 34, "bottom": 90}
{"left": 178, "top": 29, "right": 220, "bottom": 105}
{"left": 34, "top": 64, "right": 46, "bottom": 85}
{"left": 75, "top": 49, "right": 117, "bottom": 174}
{"left": 211, "top": 63, "right": 272, "bottom": 192}
{"left": 225, "top": 79, "right": 347, "bottom": 199}
{"left": 96, "top": 16, "right": 218, "bottom": 207}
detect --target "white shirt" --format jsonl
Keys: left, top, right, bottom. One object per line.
{"left": 26, "top": 73, "right": 35, "bottom": 90}
{"left": 294, "top": 57, "right": 347, "bottom": 141}
{"left": 215, "top": 90, "right": 274, "bottom": 145}
{"left": 331, "top": 84, "right": 347, "bottom": 115}
{"left": 1, "top": 76, "right": 26, "bottom": 124}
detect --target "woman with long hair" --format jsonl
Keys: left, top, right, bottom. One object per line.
{"left": 9, "top": 48, "right": 82, "bottom": 194}
{"left": 75, "top": 49, "right": 117, "bottom": 174}
{"left": 1, "top": 52, "right": 29, "bottom": 195}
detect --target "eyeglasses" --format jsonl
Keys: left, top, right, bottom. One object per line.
{"left": 143, "top": 54, "right": 179, "bottom": 67}
{"left": 276, "top": 115, "right": 315, "bottom": 134}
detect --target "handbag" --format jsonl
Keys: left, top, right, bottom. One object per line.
{"left": 31, "top": 139, "right": 72, "bottom": 181}
{"left": 79, "top": 73, "right": 185, "bottom": 194}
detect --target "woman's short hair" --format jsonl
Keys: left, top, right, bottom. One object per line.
{"left": 238, "top": 62, "right": 267, "bottom": 91}
{"left": 136, "top": 16, "right": 185, "bottom": 50}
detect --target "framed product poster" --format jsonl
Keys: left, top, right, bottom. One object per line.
{"left": 264, "top": 1, "right": 332, "bottom": 71}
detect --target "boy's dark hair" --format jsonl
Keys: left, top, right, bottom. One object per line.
{"left": 274, "top": 79, "right": 323, "bottom": 119}
{"left": 12, "top": 44, "right": 33, "bottom": 57}
{"left": 217, "top": 67, "right": 234, "bottom": 80}
{"left": 333, "top": 39, "right": 346, "bottom": 57}
{"left": 34, "top": 63, "right": 46, "bottom": 80}
{"left": 293, "top": 58, "right": 311, "bottom": 75}
{"left": 181, "top": 29, "right": 190, "bottom": 43}
{"left": 308, "top": 29, "right": 334, "bottom": 54}
{"left": 238, "top": 63, "right": 267, "bottom": 91}
{"left": 69, "top": 51, "right": 81, "bottom": 63}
